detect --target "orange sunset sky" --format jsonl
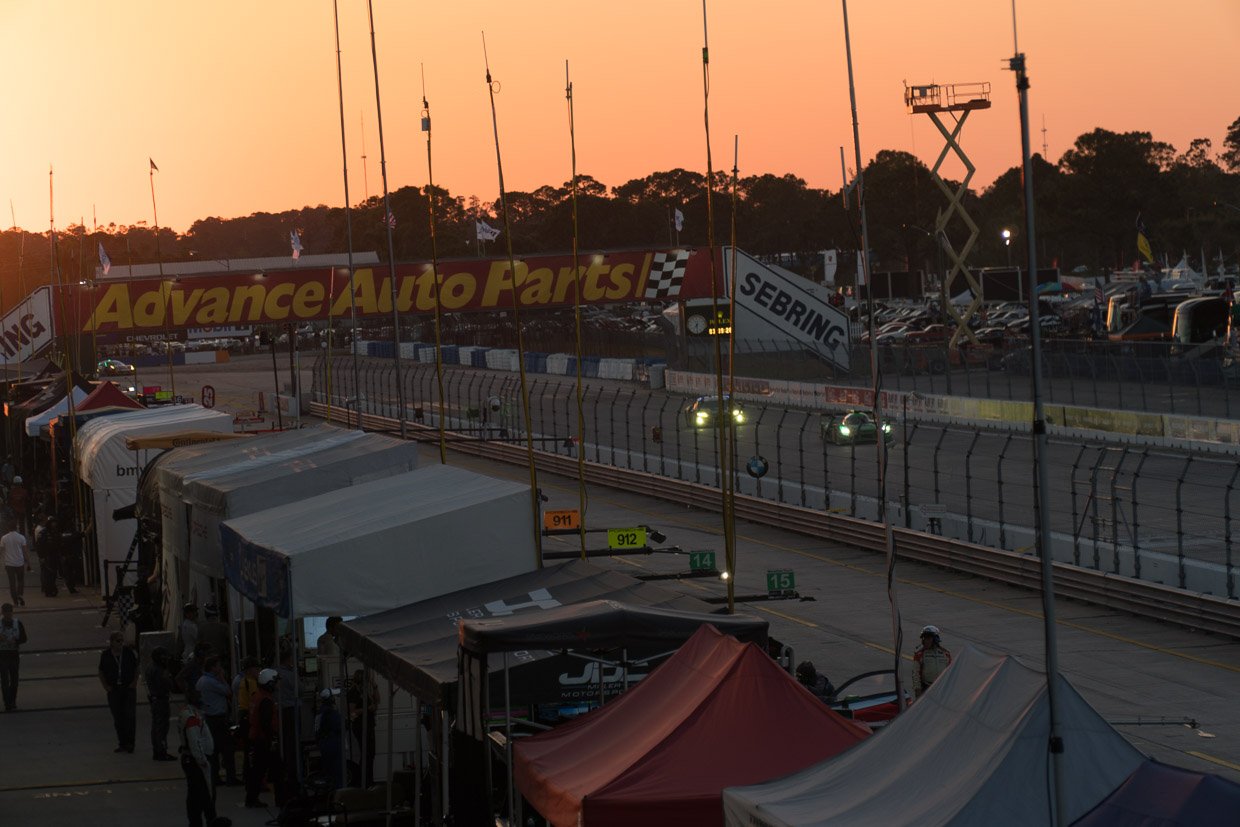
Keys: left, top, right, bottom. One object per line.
{"left": 2, "top": 1, "right": 1237, "bottom": 235}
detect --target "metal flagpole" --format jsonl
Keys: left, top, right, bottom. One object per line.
{"left": 1009, "top": 2, "right": 1066, "bottom": 821}
{"left": 148, "top": 159, "right": 175, "bottom": 396}
{"left": 482, "top": 34, "right": 544, "bottom": 566}
{"left": 10, "top": 203, "right": 27, "bottom": 381}
{"left": 331, "top": 0, "right": 362, "bottom": 431}
{"left": 842, "top": 0, "right": 905, "bottom": 711}
{"left": 699, "top": 0, "right": 737, "bottom": 612}
{"left": 565, "top": 62, "right": 589, "bottom": 559}
{"left": 420, "top": 68, "right": 448, "bottom": 465}
{"left": 725, "top": 135, "right": 740, "bottom": 588}
{"left": 364, "top": 0, "right": 407, "bottom": 438}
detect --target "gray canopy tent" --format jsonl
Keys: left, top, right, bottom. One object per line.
{"left": 722, "top": 646, "right": 1145, "bottom": 827}
{"left": 334, "top": 560, "right": 768, "bottom": 826}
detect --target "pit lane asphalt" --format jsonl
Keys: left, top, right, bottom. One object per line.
{"left": 3, "top": 356, "right": 1232, "bottom": 825}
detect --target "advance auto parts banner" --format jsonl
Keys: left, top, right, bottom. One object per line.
{"left": 66, "top": 248, "right": 718, "bottom": 334}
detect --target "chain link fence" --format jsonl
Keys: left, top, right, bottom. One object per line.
{"left": 311, "top": 355, "right": 1238, "bottom": 600}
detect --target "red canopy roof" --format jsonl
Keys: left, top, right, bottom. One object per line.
{"left": 514, "top": 624, "right": 869, "bottom": 827}
{"left": 77, "top": 381, "right": 144, "bottom": 412}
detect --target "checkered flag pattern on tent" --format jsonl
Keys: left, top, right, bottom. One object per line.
{"left": 114, "top": 589, "right": 135, "bottom": 630}
{"left": 644, "top": 250, "right": 691, "bottom": 299}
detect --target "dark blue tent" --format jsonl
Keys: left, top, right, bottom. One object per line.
{"left": 1072, "top": 760, "right": 1240, "bottom": 826}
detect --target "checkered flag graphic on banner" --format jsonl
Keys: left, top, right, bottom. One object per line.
{"left": 644, "top": 250, "right": 692, "bottom": 299}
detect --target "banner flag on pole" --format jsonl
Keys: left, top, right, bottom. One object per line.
{"left": 674, "top": 208, "right": 685, "bottom": 232}
{"left": 385, "top": 210, "right": 396, "bottom": 229}
{"left": 98, "top": 242, "right": 111, "bottom": 275}
{"left": 475, "top": 219, "right": 500, "bottom": 242}
{"left": 1136, "top": 213, "right": 1154, "bottom": 264}
{"left": 290, "top": 230, "right": 303, "bottom": 261}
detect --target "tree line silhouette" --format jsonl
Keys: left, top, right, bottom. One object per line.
{"left": 1, "top": 120, "right": 1237, "bottom": 315}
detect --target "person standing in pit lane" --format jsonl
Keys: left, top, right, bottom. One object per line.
{"left": 912, "top": 624, "right": 953, "bottom": 699}
{"left": 0, "top": 602, "right": 27, "bottom": 712}
{"left": 145, "top": 646, "right": 179, "bottom": 761}
{"left": 98, "top": 630, "right": 138, "bottom": 753}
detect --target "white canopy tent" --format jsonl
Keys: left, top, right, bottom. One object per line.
{"left": 157, "top": 425, "right": 418, "bottom": 611}
{"left": 722, "top": 647, "right": 1145, "bottom": 827}
{"left": 24, "top": 386, "right": 90, "bottom": 436}
{"left": 76, "top": 405, "right": 235, "bottom": 585}
{"left": 220, "top": 464, "right": 539, "bottom": 619}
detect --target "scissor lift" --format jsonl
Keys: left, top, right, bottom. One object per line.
{"left": 904, "top": 82, "right": 991, "bottom": 347}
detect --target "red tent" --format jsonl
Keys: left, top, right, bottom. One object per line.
{"left": 514, "top": 624, "right": 870, "bottom": 827}
{"left": 77, "top": 381, "right": 145, "bottom": 411}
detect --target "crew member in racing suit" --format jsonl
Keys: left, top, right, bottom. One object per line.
{"left": 245, "top": 668, "right": 283, "bottom": 809}
{"left": 179, "top": 698, "right": 222, "bottom": 826}
{"left": 912, "top": 625, "right": 952, "bottom": 698}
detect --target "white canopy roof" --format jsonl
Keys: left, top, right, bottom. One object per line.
{"left": 76, "top": 405, "right": 236, "bottom": 491}
{"left": 75, "top": 405, "right": 236, "bottom": 585}
{"left": 722, "top": 647, "right": 1144, "bottom": 827}
{"left": 25, "top": 386, "right": 90, "bottom": 436}
{"left": 158, "top": 425, "right": 418, "bottom": 579}
{"left": 220, "top": 464, "right": 538, "bottom": 618}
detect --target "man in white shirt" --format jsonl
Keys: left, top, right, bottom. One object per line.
{"left": 1, "top": 526, "right": 29, "bottom": 607}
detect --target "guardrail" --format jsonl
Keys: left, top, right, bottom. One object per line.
{"left": 307, "top": 398, "right": 1240, "bottom": 640}
{"left": 312, "top": 355, "right": 1240, "bottom": 601}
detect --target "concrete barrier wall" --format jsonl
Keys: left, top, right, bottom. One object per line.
{"left": 665, "top": 369, "right": 1240, "bottom": 453}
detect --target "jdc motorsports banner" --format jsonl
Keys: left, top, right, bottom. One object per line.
{"left": 63, "top": 248, "right": 718, "bottom": 334}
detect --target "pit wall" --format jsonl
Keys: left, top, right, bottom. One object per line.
{"left": 665, "top": 370, "right": 1240, "bottom": 455}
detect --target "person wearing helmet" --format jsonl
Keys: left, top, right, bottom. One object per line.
{"left": 794, "top": 660, "right": 835, "bottom": 702}
{"left": 245, "top": 667, "right": 283, "bottom": 809}
{"left": 912, "top": 625, "right": 952, "bottom": 698}
{"left": 144, "top": 646, "right": 178, "bottom": 761}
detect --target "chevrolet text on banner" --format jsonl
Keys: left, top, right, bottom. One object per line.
{"left": 65, "top": 248, "right": 718, "bottom": 333}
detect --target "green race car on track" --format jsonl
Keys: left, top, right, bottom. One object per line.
{"left": 685, "top": 395, "right": 746, "bottom": 429}
{"left": 822, "top": 410, "right": 894, "bottom": 445}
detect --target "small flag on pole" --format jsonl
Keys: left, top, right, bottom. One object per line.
{"left": 149, "top": 158, "right": 159, "bottom": 172}
{"left": 476, "top": 219, "right": 500, "bottom": 242}
{"left": 290, "top": 230, "right": 303, "bottom": 261}
{"left": 385, "top": 210, "right": 396, "bottom": 229}
{"left": 1094, "top": 285, "right": 1104, "bottom": 305}
{"left": 673, "top": 208, "right": 685, "bottom": 232}
{"left": 98, "top": 242, "right": 111, "bottom": 276}
{"left": 1136, "top": 213, "right": 1154, "bottom": 264}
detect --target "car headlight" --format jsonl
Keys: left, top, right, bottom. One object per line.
{"left": 839, "top": 425, "right": 851, "bottom": 436}
{"left": 881, "top": 423, "right": 892, "bottom": 433}
{"left": 732, "top": 410, "right": 744, "bottom": 423}
{"left": 696, "top": 411, "right": 709, "bottom": 423}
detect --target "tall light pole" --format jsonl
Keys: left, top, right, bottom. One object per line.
{"left": 1010, "top": 12, "right": 1066, "bottom": 825}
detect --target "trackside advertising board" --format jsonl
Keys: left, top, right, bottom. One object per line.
{"left": 0, "top": 286, "right": 54, "bottom": 362}
{"left": 61, "top": 248, "right": 719, "bottom": 334}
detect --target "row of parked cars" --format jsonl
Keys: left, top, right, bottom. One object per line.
{"left": 858, "top": 302, "right": 1068, "bottom": 347}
